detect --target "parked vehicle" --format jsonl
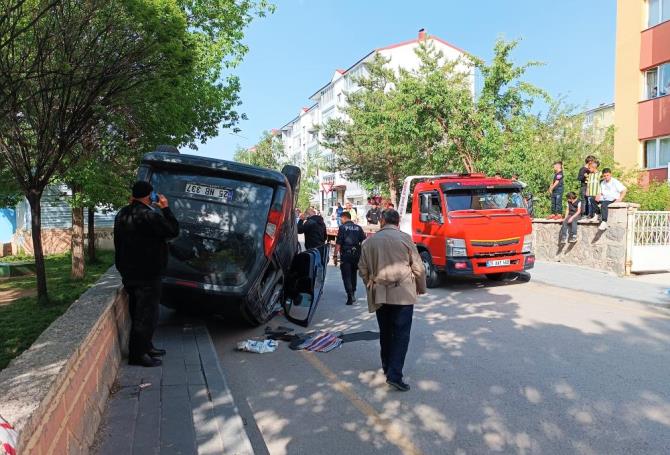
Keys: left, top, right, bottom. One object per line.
{"left": 136, "top": 149, "right": 326, "bottom": 326}
{"left": 398, "top": 174, "right": 535, "bottom": 287}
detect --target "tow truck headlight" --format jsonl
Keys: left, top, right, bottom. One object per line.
{"left": 522, "top": 235, "right": 533, "bottom": 254}
{"left": 446, "top": 238, "right": 467, "bottom": 257}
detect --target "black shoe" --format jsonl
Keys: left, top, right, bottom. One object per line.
{"left": 129, "top": 354, "right": 162, "bottom": 367}
{"left": 386, "top": 379, "right": 410, "bottom": 392}
{"left": 148, "top": 348, "right": 166, "bottom": 357}
{"left": 346, "top": 297, "right": 353, "bottom": 305}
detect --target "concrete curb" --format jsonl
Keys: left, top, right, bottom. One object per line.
{"left": 193, "top": 325, "right": 255, "bottom": 455}
{"left": 0, "top": 267, "right": 129, "bottom": 454}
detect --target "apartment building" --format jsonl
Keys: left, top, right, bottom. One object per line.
{"left": 279, "top": 29, "right": 473, "bottom": 210}
{"left": 614, "top": 0, "right": 670, "bottom": 182}
{"left": 582, "top": 103, "right": 615, "bottom": 144}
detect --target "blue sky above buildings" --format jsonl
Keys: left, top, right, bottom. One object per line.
{"left": 197, "top": 0, "right": 616, "bottom": 161}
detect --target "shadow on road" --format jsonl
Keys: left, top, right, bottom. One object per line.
{"left": 187, "top": 266, "right": 670, "bottom": 454}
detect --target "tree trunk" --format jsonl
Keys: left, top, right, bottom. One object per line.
{"left": 87, "top": 206, "right": 96, "bottom": 263}
{"left": 388, "top": 173, "right": 398, "bottom": 207}
{"left": 71, "top": 186, "right": 85, "bottom": 279}
{"left": 27, "top": 190, "right": 48, "bottom": 304}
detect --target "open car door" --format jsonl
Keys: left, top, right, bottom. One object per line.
{"left": 282, "top": 243, "right": 329, "bottom": 327}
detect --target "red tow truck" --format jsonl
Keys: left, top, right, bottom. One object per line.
{"left": 397, "top": 174, "right": 535, "bottom": 287}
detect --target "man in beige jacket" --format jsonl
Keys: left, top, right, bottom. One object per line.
{"left": 359, "top": 209, "right": 427, "bottom": 391}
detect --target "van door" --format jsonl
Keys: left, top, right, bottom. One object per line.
{"left": 282, "top": 243, "right": 330, "bottom": 327}
{"left": 415, "top": 191, "right": 445, "bottom": 266}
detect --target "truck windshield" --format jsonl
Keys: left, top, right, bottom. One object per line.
{"left": 445, "top": 189, "right": 525, "bottom": 211}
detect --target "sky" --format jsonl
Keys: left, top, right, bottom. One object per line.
{"left": 197, "top": 0, "right": 617, "bottom": 161}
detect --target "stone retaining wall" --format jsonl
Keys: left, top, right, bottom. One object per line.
{"left": 0, "top": 268, "right": 128, "bottom": 454}
{"left": 532, "top": 202, "right": 639, "bottom": 276}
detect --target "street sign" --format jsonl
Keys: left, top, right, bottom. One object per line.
{"left": 321, "top": 182, "right": 334, "bottom": 193}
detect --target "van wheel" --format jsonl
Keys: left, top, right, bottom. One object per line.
{"left": 241, "top": 273, "right": 284, "bottom": 326}
{"left": 487, "top": 272, "right": 512, "bottom": 281}
{"left": 281, "top": 165, "right": 301, "bottom": 200}
{"left": 420, "top": 251, "right": 440, "bottom": 288}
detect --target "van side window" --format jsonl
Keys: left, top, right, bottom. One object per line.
{"left": 419, "top": 192, "right": 443, "bottom": 222}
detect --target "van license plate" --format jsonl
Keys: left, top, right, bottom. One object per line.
{"left": 185, "top": 183, "right": 233, "bottom": 202}
{"left": 486, "top": 259, "right": 511, "bottom": 267}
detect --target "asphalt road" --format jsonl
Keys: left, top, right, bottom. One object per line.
{"left": 205, "top": 267, "right": 670, "bottom": 455}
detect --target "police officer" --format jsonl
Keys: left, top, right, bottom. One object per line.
{"left": 334, "top": 211, "right": 367, "bottom": 305}
{"left": 114, "top": 181, "right": 179, "bottom": 367}
{"left": 366, "top": 202, "right": 382, "bottom": 226}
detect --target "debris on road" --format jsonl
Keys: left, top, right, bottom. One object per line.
{"left": 236, "top": 339, "right": 278, "bottom": 353}
{"left": 138, "top": 383, "right": 152, "bottom": 390}
{"left": 293, "top": 332, "right": 342, "bottom": 353}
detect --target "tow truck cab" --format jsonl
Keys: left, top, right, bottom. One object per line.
{"left": 398, "top": 174, "right": 535, "bottom": 287}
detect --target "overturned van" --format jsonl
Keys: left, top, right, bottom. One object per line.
{"left": 136, "top": 150, "right": 328, "bottom": 326}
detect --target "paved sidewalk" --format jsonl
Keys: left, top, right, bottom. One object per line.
{"left": 92, "top": 319, "right": 253, "bottom": 455}
{"left": 532, "top": 261, "right": 670, "bottom": 306}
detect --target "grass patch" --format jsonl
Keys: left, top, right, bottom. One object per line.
{"left": 0, "top": 251, "right": 114, "bottom": 370}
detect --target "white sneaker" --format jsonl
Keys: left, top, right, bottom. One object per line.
{"left": 598, "top": 221, "right": 608, "bottom": 230}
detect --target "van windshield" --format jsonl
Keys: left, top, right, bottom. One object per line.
{"left": 151, "top": 170, "right": 274, "bottom": 286}
{"left": 445, "top": 189, "right": 525, "bottom": 211}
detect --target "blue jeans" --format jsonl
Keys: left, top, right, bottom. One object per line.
{"left": 376, "top": 304, "right": 413, "bottom": 382}
{"left": 551, "top": 191, "right": 563, "bottom": 215}
{"left": 560, "top": 218, "right": 578, "bottom": 239}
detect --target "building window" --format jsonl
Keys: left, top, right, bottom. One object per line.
{"left": 648, "top": 0, "right": 670, "bottom": 27}
{"left": 321, "top": 87, "right": 334, "bottom": 105}
{"left": 645, "top": 63, "right": 670, "bottom": 99}
{"left": 645, "top": 136, "right": 670, "bottom": 168}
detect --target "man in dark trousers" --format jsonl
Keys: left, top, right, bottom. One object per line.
{"left": 114, "top": 181, "right": 179, "bottom": 367}
{"left": 358, "top": 209, "right": 426, "bottom": 392}
{"left": 366, "top": 201, "right": 382, "bottom": 226}
{"left": 297, "top": 207, "right": 326, "bottom": 250}
{"left": 334, "top": 211, "right": 366, "bottom": 305}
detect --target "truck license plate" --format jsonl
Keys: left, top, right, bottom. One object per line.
{"left": 184, "top": 183, "right": 233, "bottom": 202}
{"left": 486, "top": 259, "right": 511, "bottom": 267}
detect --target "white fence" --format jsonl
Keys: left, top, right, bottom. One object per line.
{"left": 630, "top": 211, "right": 670, "bottom": 272}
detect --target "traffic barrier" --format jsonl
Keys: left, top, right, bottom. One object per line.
{"left": 0, "top": 268, "right": 128, "bottom": 454}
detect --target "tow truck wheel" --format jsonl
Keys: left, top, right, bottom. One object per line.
{"left": 486, "top": 272, "right": 512, "bottom": 281}
{"left": 420, "top": 251, "right": 440, "bottom": 288}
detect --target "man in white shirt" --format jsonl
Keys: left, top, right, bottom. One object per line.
{"left": 596, "top": 168, "right": 627, "bottom": 231}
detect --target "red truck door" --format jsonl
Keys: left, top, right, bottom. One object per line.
{"left": 413, "top": 190, "right": 445, "bottom": 266}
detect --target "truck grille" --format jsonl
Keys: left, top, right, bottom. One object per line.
{"left": 473, "top": 250, "right": 517, "bottom": 258}
{"left": 471, "top": 238, "right": 520, "bottom": 247}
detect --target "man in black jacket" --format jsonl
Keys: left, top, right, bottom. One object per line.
{"left": 114, "top": 181, "right": 180, "bottom": 367}
{"left": 366, "top": 202, "right": 382, "bottom": 226}
{"left": 297, "top": 207, "right": 326, "bottom": 250}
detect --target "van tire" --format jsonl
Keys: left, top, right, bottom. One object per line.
{"left": 281, "top": 165, "right": 301, "bottom": 198}
{"left": 241, "top": 274, "right": 284, "bottom": 326}
{"left": 420, "top": 251, "right": 440, "bottom": 288}
{"left": 155, "top": 144, "right": 180, "bottom": 154}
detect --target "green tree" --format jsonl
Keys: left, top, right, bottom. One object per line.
{"left": 233, "top": 130, "right": 285, "bottom": 169}
{"left": 321, "top": 53, "right": 425, "bottom": 203}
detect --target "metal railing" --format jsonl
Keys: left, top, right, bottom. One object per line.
{"left": 633, "top": 211, "right": 670, "bottom": 246}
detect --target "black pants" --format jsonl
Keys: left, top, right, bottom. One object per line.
{"left": 560, "top": 218, "right": 578, "bottom": 238}
{"left": 124, "top": 279, "right": 161, "bottom": 361}
{"left": 601, "top": 200, "right": 613, "bottom": 222}
{"left": 340, "top": 260, "right": 358, "bottom": 296}
{"left": 376, "top": 304, "right": 413, "bottom": 383}
{"left": 551, "top": 191, "right": 563, "bottom": 215}
{"left": 580, "top": 185, "right": 587, "bottom": 214}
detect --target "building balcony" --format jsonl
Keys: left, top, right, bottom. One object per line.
{"left": 639, "top": 94, "right": 670, "bottom": 140}
{"left": 641, "top": 20, "right": 670, "bottom": 70}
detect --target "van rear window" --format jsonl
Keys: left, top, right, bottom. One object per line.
{"left": 150, "top": 170, "right": 274, "bottom": 286}
{"left": 445, "top": 189, "right": 525, "bottom": 211}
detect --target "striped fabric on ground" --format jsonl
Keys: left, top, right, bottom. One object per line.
{"left": 302, "top": 332, "right": 342, "bottom": 353}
